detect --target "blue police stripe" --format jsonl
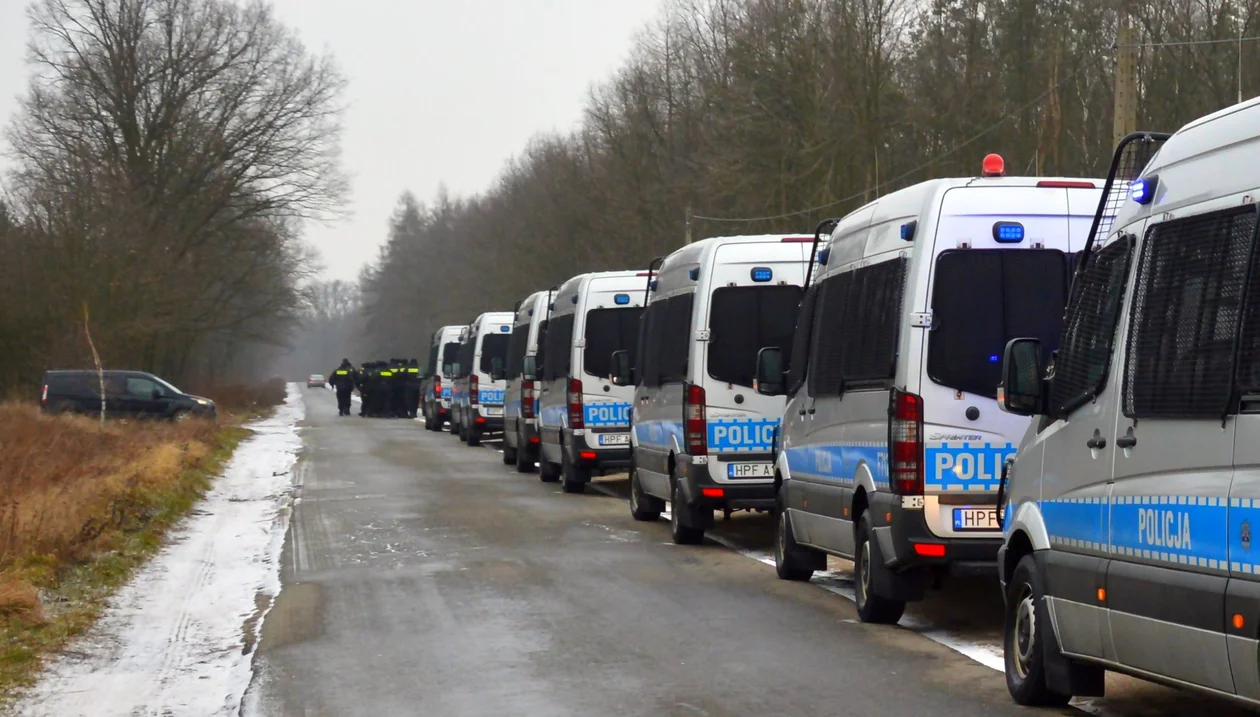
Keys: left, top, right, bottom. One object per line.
{"left": 707, "top": 417, "right": 779, "bottom": 453}
{"left": 540, "top": 403, "right": 567, "bottom": 428}
{"left": 925, "top": 442, "right": 1016, "bottom": 493}
{"left": 634, "top": 420, "right": 683, "bottom": 450}
{"left": 478, "top": 389, "right": 505, "bottom": 406}
{"left": 784, "top": 443, "right": 890, "bottom": 488}
{"left": 440, "top": 387, "right": 452, "bottom": 400}
{"left": 584, "top": 402, "right": 632, "bottom": 427}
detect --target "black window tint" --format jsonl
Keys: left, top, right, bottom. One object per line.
{"left": 659, "top": 293, "right": 694, "bottom": 383}
{"left": 535, "top": 320, "right": 548, "bottom": 372}
{"left": 456, "top": 339, "right": 474, "bottom": 378}
{"left": 809, "top": 272, "right": 852, "bottom": 396}
{"left": 506, "top": 324, "right": 529, "bottom": 378}
{"left": 479, "top": 333, "right": 510, "bottom": 374}
{"left": 1048, "top": 239, "right": 1134, "bottom": 416}
{"left": 787, "top": 285, "right": 820, "bottom": 395}
{"left": 426, "top": 341, "right": 440, "bottom": 376}
{"left": 1124, "top": 207, "right": 1258, "bottom": 418}
{"left": 584, "top": 307, "right": 643, "bottom": 379}
{"left": 639, "top": 302, "right": 663, "bottom": 387}
{"left": 930, "top": 250, "right": 1067, "bottom": 399}
{"left": 809, "top": 259, "right": 906, "bottom": 395}
{"left": 441, "top": 343, "right": 460, "bottom": 375}
{"left": 708, "top": 285, "right": 803, "bottom": 388}
{"left": 543, "top": 314, "right": 575, "bottom": 381}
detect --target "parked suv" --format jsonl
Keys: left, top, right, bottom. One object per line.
{"left": 41, "top": 370, "right": 217, "bottom": 421}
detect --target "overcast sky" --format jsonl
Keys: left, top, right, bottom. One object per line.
{"left": 0, "top": 0, "right": 663, "bottom": 281}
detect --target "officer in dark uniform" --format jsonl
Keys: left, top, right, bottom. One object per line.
{"left": 404, "top": 358, "right": 422, "bottom": 419}
{"left": 329, "top": 359, "right": 355, "bottom": 416}
{"left": 355, "top": 363, "right": 368, "bottom": 416}
{"left": 390, "top": 359, "right": 407, "bottom": 418}
{"left": 375, "top": 362, "right": 394, "bottom": 417}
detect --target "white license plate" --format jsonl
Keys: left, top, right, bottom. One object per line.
{"left": 727, "top": 462, "right": 773, "bottom": 478}
{"left": 483, "top": 406, "right": 503, "bottom": 416}
{"left": 598, "top": 433, "right": 630, "bottom": 446}
{"left": 953, "top": 508, "right": 999, "bottom": 531}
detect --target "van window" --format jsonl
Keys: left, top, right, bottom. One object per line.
{"left": 479, "top": 333, "right": 510, "bottom": 375}
{"left": 786, "top": 285, "right": 820, "bottom": 395}
{"left": 441, "top": 343, "right": 459, "bottom": 374}
{"left": 426, "top": 342, "right": 440, "bottom": 376}
{"left": 708, "top": 285, "right": 803, "bottom": 387}
{"left": 1124, "top": 206, "right": 1257, "bottom": 418}
{"left": 809, "top": 259, "right": 906, "bottom": 395}
{"left": 929, "top": 250, "right": 1066, "bottom": 399}
{"left": 543, "top": 313, "right": 575, "bottom": 381}
{"left": 1049, "top": 238, "right": 1134, "bottom": 416}
{"left": 456, "top": 339, "right": 475, "bottom": 378}
{"left": 659, "top": 293, "right": 693, "bottom": 383}
{"left": 506, "top": 324, "right": 529, "bottom": 378}
{"left": 126, "top": 377, "right": 158, "bottom": 398}
{"left": 584, "top": 307, "right": 643, "bottom": 379}
{"left": 638, "top": 302, "right": 662, "bottom": 387}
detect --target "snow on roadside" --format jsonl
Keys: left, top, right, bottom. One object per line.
{"left": 14, "top": 385, "right": 305, "bottom": 717}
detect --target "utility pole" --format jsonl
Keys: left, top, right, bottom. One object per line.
{"left": 1113, "top": 18, "right": 1138, "bottom": 145}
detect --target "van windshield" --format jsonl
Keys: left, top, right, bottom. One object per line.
{"left": 708, "top": 285, "right": 804, "bottom": 387}
{"left": 928, "top": 249, "right": 1068, "bottom": 398}
{"left": 441, "top": 343, "right": 459, "bottom": 374}
{"left": 584, "top": 307, "right": 643, "bottom": 378}
{"left": 152, "top": 376, "right": 183, "bottom": 395}
{"left": 479, "top": 333, "right": 510, "bottom": 374}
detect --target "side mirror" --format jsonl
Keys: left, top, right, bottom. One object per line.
{"left": 999, "top": 338, "right": 1044, "bottom": 416}
{"left": 753, "top": 347, "right": 785, "bottom": 396}
{"left": 490, "top": 357, "right": 505, "bottom": 382}
{"left": 522, "top": 355, "right": 538, "bottom": 381}
{"left": 610, "top": 350, "right": 633, "bottom": 386}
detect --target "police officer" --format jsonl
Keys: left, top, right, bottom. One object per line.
{"left": 375, "top": 361, "right": 394, "bottom": 418}
{"left": 329, "top": 359, "right": 355, "bottom": 416}
{"left": 390, "top": 359, "right": 408, "bottom": 418}
{"left": 355, "top": 363, "right": 368, "bottom": 416}
{"left": 404, "top": 358, "right": 422, "bottom": 419}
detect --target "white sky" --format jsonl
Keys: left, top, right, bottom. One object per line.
{"left": 0, "top": 0, "right": 663, "bottom": 281}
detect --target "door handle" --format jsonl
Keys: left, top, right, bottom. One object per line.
{"left": 1116, "top": 432, "right": 1137, "bottom": 449}
{"left": 1086, "top": 430, "right": 1107, "bottom": 450}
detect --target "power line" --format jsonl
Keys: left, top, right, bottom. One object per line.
{"left": 1118, "top": 36, "right": 1260, "bottom": 48}
{"left": 691, "top": 58, "right": 1099, "bottom": 224}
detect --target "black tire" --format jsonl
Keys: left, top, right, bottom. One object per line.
{"left": 503, "top": 444, "right": 517, "bottom": 464}
{"left": 466, "top": 426, "right": 481, "bottom": 447}
{"left": 539, "top": 457, "right": 561, "bottom": 483}
{"left": 669, "top": 479, "right": 704, "bottom": 545}
{"left": 775, "top": 507, "right": 818, "bottom": 581}
{"left": 629, "top": 464, "right": 662, "bottom": 521}
{"left": 1005, "top": 554, "right": 1074, "bottom": 706}
{"left": 854, "top": 514, "right": 906, "bottom": 624}
{"left": 448, "top": 415, "right": 458, "bottom": 434}
{"left": 561, "top": 450, "right": 588, "bottom": 494}
{"left": 515, "top": 433, "right": 535, "bottom": 473}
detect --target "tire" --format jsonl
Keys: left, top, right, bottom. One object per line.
{"left": 854, "top": 514, "right": 906, "bottom": 624}
{"left": 775, "top": 507, "right": 819, "bottom": 581}
{"left": 629, "top": 464, "right": 662, "bottom": 521}
{"left": 1005, "top": 554, "right": 1074, "bottom": 706}
{"left": 669, "top": 479, "right": 704, "bottom": 545}
{"left": 466, "top": 426, "right": 481, "bottom": 447}
{"left": 448, "top": 413, "right": 458, "bottom": 434}
{"left": 515, "top": 432, "right": 535, "bottom": 473}
{"left": 172, "top": 410, "right": 190, "bottom": 423}
{"left": 503, "top": 444, "right": 517, "bottom": 464}
{"left": 539, "top": 458, "right": 561, "bottom": 483}
{"left": 561, "top": 450, "right": 588, "bottom": 494}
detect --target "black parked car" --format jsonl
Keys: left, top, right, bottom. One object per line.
{"left": 41, "top": 370, "right": 217, "bottom": 421}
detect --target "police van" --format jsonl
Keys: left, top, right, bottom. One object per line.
{"left": 422, "top": 325, "right": 463, "bottom": 431}
{"left": 754, "top": 159, "right": 1103, "bottom": 624}
{"left": 501, "top": 290, "right": 550, "bottom": 471}
{"left": 450, "top": 312, "right": 513, "bottom": 447}
{"left": 614, "top": 235, "right": 812, "bottom": 544}
{"left": 536, "top": 270, "right": 648, "bottom": 493}
{"left": 998, "top": 101, "right": 1260, "bottom": 707}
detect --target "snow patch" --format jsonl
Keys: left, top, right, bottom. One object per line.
{"left": 15, "top": 385, "right": 305, "bottom": 717}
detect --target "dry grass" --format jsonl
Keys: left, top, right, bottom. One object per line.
{"left": 196, "top": 377, "right": 287, "bottom": 418}
{"left": 0, "top": 382, "right": 285, "bottom": 701}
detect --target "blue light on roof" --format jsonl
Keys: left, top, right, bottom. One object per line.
{"left": 989, "top": 354, "right": 1000, "bottom": 363}
{"left": 614, "top": 293, "right": 630, "bottom": 305}
{"left": 649, "top": 280, "right": 658, "bottom": 292}
{"left": 688, "top": 267, "right": 700, "bottom": 281}
{"left": 900, "top": 220, "right": 917, "bottom": 241}
{"left": 500, "top": 325, "right": 510, "bottom": 332}
{"left": 751, "top": 267, "right": 773, "bottom": 282}
{"left": 992, "top": 222, "right": 1025, "bottom": 243}
{"left": 1130, "top": 175, "right": 1158, "bottom": 205}
{"left": 818, "top": 247, "right": 831, "bottom": 265}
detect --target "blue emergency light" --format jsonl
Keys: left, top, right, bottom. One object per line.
{"left": 900, "top": 221, "right": 917, "bottom": 241}
{"left": 649, "top": 280, "right": 658, "bottom": 292}
{"left": 571, "top": 295, "right": 578, "bottom": 304}
{"left": 992, "top": 222, "right": 1025, "bottom": 243}
{"left": 688, "top": 267, "right": 700, "bottom": 281}
{"left": 500, "top": 325, "right": 510, "bottom": 332}
{"left": 1130, "top": 175, "right": 1158, "bottom": 205}
{"left": 989, "top": 354, "right": 1000, "bottom": 363}
{"left": 614, "top": 293, "right": 630, "bottom": 305}
{"left": 751, "top": 267, "right": 773, "bottom": 282}
{"left": 817, "top": 247, "right": 831, "bottom": 265}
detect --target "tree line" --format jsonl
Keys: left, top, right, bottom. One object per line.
{"left": 0, "top": 0, "right": 347, "bottom": 397}
{"left": 360, "top": 0, "right": 1260, "bottom": 357}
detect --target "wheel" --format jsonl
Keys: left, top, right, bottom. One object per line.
{"left": 775, "top": 506, "right": 821, "bottom": 581}
{"left": 561, "top": 450, "right": 588, "bottom": 494}
{"left": 1005, "top": 554, "right": 1074, "bottom": 706}
{"left": 172, "top": 410, "right": 190, "bottom": 423}
{"left": 629, "top": 463, "right": 662, "bottom": 521}
{"left": 466, "top": 426, "right": 481, "bottom": 447}
{"left": 854, "top": 514, "right": 906, "bottom": 624}
{"left": 539, "top": 458, "right": 561, "bottom": 483}
{"left": 503, "top": 443, "right": 517, "bottom": 464}
{"left": 458, "top": 421, "right": 468, "bottom": 440}
{"left": 448, "top": 415, "right": 458, "bottom": 434}
{"left": 515, "top": 432, "right": 535, "bottom": 473}
{"left": 669, "top": 479, "right": 704, "bottom": 545}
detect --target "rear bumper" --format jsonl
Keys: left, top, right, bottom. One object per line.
{"left": 563, "top": 430, "right": 632, "bottom": 471}
{"left": 677, "top": 459, "right": 776, "bottom": 510}
{"left": 870, "top": 492, "right": 1002, "bottom": 573}
{"left": 471, "top": 410, "right": 503, "bottom": 432}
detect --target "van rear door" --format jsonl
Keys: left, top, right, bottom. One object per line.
{"left": 578, "top": 276, "right": 645, "bottom": 443}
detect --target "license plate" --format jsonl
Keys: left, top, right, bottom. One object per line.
{"left": 727, "top": 462, "right": 773, "bottom": 478}
{"left": 953, "top": 508, "right": 999, "bottom": 531}
{"left": 598, "top": 433, "right": 629, "bottom": 446}
{"left": 483, "top": 406, "right": 502, "bottom": 416}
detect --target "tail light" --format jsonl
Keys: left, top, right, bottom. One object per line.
{"left": 889, "top": 388, "right": 924, "bottom": 495}
{"left": 684, "top": 383, "right": 707, "bottom": 455}
{"left": 522, "top": 379, "right": 535, "bottom": 418}
{"left": 470, "top": 374, "right": 479, "bottom": 406}
{"left": 567, "top": 378, "right": 584, "bottom": 429}
{"left": 41, "top": 384, "right": 48, "bottom": 406}
{"left": 433, "top": 376, "right": 441, "bottom": 398}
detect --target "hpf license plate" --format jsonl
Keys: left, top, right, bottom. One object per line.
{"left": 727, "top": 462, "right": 773, "bottom": 479}
{"left": 483, "top": 406, "right": 503, "bottom": 416}
{"left": 598, "top": 433, "right": 630, "bottom": 446}
{"left": 953, "top": 508, "right": 999, "bottom": 531}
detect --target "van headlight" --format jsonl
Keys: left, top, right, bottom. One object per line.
{"left": 195, "top": 398, "right": 211, "bottom": 406}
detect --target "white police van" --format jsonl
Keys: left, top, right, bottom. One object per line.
{"left": 423, "top": 325, "right": 463, "bottom": 431}
{"left": 757, "top": 158, "right": 1103, "bottom": 624}
{"left": 616, "top": 235, "right": 812, "bottom": 544}
{"left": 501, "top": 290, "right": 550, "bottom": 471}
{"left": 450, "top": 311, "right": 513, "bottom": 447}
{"left": 537, "top": 271, "right": 647, "bottom": 493}
{"left": 998, "top": 101, "right": 1260, "bottom": 708}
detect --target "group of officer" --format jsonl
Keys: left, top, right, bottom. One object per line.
{"left": 327, "top": 358, "right": 422, "bottom": 419}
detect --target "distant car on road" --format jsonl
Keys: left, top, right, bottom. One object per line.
{"left": 307, "top": 374, "right": 326, "bottom": 388}
{"left": 41, "top": 370, "right": 216, "bottom": 421}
